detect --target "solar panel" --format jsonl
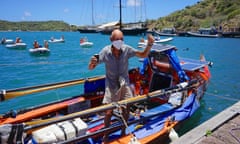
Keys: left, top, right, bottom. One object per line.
{"left": 179, "top": 57, "right": 209, "bottom": 71}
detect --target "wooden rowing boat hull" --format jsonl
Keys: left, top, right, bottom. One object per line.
{"left": 0, "top": 44, "right": 212, "bottom": 144}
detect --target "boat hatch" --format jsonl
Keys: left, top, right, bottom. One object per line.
{"left": 67, "top": 100, "right": 91, "bottom": 114}
{"left": 148, "top": 46, "right": 173, "bottom": 92}
{"left": 149, "top": 73, "right": 173, "bottom": 92}
{"left": 179, "top": 58, "right": 209, "bottom": 71}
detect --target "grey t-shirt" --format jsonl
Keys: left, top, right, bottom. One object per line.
{"left": 98, "top": 44, "right": 137, "bottom": 90}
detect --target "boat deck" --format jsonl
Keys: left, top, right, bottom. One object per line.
{"left": 172, "top": 101, "right": 240, "bottom": 144}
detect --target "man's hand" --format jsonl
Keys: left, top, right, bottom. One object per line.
{"left": 88, "top": 55, "right": 98, "bottom": 70}
{"left": 147, "top": 34, "right": 154, "bottom": 46}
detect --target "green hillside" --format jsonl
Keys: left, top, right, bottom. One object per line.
{"left": 0, "top": 20, "right": 78, "bottom": 31}
{"left": 148, "top": 0, "right": 240, "bottom": 32}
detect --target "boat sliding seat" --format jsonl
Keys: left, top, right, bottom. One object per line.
{"left": 67, "top": 100, "right": 91, "bottom": 114}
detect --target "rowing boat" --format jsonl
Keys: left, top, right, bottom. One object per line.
{"left": 0, "top": 44, "right": 212, "bottom": 144}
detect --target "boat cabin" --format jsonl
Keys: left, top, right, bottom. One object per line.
{"left": 198, "top": 27, "right": 218, "bottom": 35}
{"left": 161, "top": 28, "right": 176, "bottom": 34}
{"left": 135, "top": 44, "right": 210, "bottom": 94}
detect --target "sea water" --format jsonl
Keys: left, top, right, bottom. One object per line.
{"left": 0, "top": 31, "right": 240, "bottom": 136}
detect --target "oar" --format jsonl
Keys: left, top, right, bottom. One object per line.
{"left": 0, "top": 75, "right": 105, "bottom": 102}
{"left": 0, "top": 94, "right": 85, "bottom": 119}
{"left": 24, "top": 80, "right": 198, "bottom": 132}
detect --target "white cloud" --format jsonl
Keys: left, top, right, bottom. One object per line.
{"left": 127, "top": 0, "right": 141, "bottom": 7}
{"left": 24, "top": 11, "right": 32, "bottom": 17}
{"left": 64, "top": 8, "right": 69, "bottom": 13}
{"left": 21, "top": 11, "right": 31, "bottom": 20}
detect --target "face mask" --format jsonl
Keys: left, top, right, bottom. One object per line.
{"left": 112, "top": 40, "right": 123, "bottom": 50}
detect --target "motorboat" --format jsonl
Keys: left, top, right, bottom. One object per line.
{"left": 5, "top": 43, "right": 27, "bottom": 49}
{"left": 29, "top": 47, "right": 50, "bottom": 56}
{"left": 48, "top": 38, "right": 65, "bottom": 43}
{"left": 154, "top": 28, "right": 178, "bottom": 36}
{"left": 138, "top": 37, "right": 173, "bottom": 48}
{"left": 80, "top": 41, "right": 94, "bottom": 48}
{"left": 0, "top": 44, "right": 212, "bottom": 144}
{"left": 154, "top": 37, "right": 173, "bottom": 43}
{"left": 187, "top": 31, "right": 221, "bottom": 38}
{"left": 80, "top": 37, "right": 93, "bottom": 48}
{"left": 187, "top": 27, "right": 221, "bottom": 38}
{"left": 1, "top": 39, "right": 14, "bottom": 44}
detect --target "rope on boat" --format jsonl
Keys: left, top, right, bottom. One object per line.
{"left": 113, "top": 102, "right": 141, "bottom": 144}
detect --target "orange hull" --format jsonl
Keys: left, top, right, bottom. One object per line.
{"left": 0, "top": 97, "right": 85, "bottom": 125}
{"left": 109, "top": 120, "right": 178, "bottom": 144}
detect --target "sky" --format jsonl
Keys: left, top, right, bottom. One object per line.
{"left": 0, "top": 0, "right": 201, "bottom": 26}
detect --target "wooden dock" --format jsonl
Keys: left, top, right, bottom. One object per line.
{"left": 171, "top": 101, "right": 240, "bottom": 144}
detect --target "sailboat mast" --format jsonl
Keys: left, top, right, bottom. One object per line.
{"left": 119, "top": 0, "right": 122, "bottom": 30}
{"left": 92, "top": 0, "right": 95, "bottom": 25}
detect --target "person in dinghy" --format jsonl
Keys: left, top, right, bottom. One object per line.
{"left": 88, "top": 29, "right": 154, "bottom": 143}
{"left": 33, "top": 40, "right": 40, "bottom": 49}
{"left": 15, "top": 37, "right": 21, "bottom": 43}
{"left": 44, "top": 40, "right": 49, "bottom": 49}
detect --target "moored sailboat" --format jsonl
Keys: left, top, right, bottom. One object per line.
{"left": 99, "top": 0, "right": 147, "bottom": 35}
{"left": 77, "top": 0, "right": 99, "bottom": 33}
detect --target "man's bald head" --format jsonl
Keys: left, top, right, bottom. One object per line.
{"left": 110, "top": 29, "right": 123, "bottom": 41}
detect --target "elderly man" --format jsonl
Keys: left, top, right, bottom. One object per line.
{"left": 88, "top": 29, "right": 154, "bottom": 143}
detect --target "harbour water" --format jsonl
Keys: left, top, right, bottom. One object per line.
{"left": 0, "top": 31, "right": 240, "bottom": 136}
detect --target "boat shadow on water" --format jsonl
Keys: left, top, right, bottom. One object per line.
{"left": 29, "top": 52, "right": 51, "bottom": 57}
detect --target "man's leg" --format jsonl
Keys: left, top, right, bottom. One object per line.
{"left": 103, "top": 109, "right": 113, "bottom": 143}
{"left": 120, "top": 105, "right": 130, "bottom": 136}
